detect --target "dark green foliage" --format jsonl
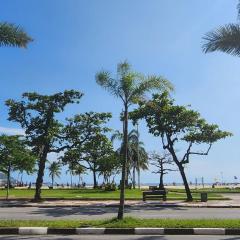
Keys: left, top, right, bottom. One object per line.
{"left": 0, "top": 135, "right": 36, "bottom": 199}
{"left": 0, "top": 22, "right": 33, "bottom": 48}
{"left": 5, "top": 90, "right": 83, "bottom": 200}
{"left": 203, "top": 1, "right": 240, "bottom": 57}
{"left": 98, "top": 153, "right": 120, "bottom": 185}
{"left": 131, "top": 92, "right": 232, "bottom": 201}
{"left": 60, "top": 112, "right": 114, "bottom": 188}
{"left": 203, "top": 24, "right": 240, "bottom": 56}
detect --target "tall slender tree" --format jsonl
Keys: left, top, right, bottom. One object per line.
{"left": 73, "top": 164, "right": 86, "bottom": 186}
{"left": 96, "top": 61, "right": 173, "bottom": 219}
{"left": 0, "top": 22, "right": 32, "bottom": 48}
{"left": 48, "top": 161, "right": 61, "bottom": 188}
{"left": 111, "top": 129, "right": 148, "bottom": 188}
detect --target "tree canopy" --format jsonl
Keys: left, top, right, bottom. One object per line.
{"left": 0, "top": 22, "right": 33, "bottom": 48}
{"left": 6, "top": 90, "right": 83, "bottom": 201}
{"left": 131, "top": 92, "right": 232, "bottom": 200}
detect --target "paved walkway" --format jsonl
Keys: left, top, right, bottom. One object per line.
{"left": 0, "top": 194, "right": 239, "bottom": 208}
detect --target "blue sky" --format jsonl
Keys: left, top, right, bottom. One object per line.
{"left": 0, "top": 0, "right": 239, "bottom": 185}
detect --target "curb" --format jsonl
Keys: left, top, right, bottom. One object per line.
{"left": 1, "top": 204, "right": 240, "bottom": 208}
{"left": 0, "top": 227, "right": 240, "bottom": 235}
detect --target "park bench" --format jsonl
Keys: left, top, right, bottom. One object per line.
{"left": 143, "top": 189, "right": 167, "bottom": 201}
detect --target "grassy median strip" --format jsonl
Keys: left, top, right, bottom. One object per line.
{"left": 0, "top": 189, "right": 228, "bottom": 201}
{"left": 0, "top": 218, "right": 240, "bottom": 228}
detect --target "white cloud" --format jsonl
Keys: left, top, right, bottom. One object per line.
{"left": 0, "top": 126, "right": 25, "bottom": 135}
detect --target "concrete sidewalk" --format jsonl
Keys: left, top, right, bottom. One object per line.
{"left": 0, "top": 194, "right": 239, "bottom": 208}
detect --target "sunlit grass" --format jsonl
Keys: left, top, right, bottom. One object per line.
{"left": 0, "top": 217, "right": 240, "bottom": 228}
{"left": 0, "top": 188, "right": 227, "bottom": 200}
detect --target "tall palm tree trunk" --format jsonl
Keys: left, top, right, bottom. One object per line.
{"left": 118, "top": 104, "right": 128, "bottom": 220}
{"left": 6, "top": 164, "right": 11, "bottom": 200}
{"left": 132, "top": 165, "right": 136, "bottom": 189}
{"left": 52, "top": 175, "right": 54, "bottom": 188}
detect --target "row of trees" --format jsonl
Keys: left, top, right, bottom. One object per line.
{"left": 0, "top": 9, "right": 236, "bottom": 221}
{"left": 0, "top": 62, "right": 231, "bottom": 220}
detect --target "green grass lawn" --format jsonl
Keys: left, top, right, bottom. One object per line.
{"left": 168, "top": 187, "right": 240, "bottom": 194}
{"left": 0, "top": 217, "right": 240, "bottom": 228}
{"left": 0, "top": 188, "right": 227, "bottom": 200}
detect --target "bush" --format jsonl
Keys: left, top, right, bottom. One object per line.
{"left": 105, "top": 183, "right": 117, "bottom": 191}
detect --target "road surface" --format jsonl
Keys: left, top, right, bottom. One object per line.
{"left": 0, "top": 206, "right": 240, "bottom": 220}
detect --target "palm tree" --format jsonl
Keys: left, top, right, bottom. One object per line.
{"left": 96, "top": 61, "right": 173, "bottom": 219}
{"left": 202, "top": 1, "right": 240, "bottom": 56}
{"left": 48, "top": 161, "right": 61, "bottom": 188}
{"left": 0, "top": 22, "right": 32, "bottom": 48}
{"left": 111, "top": 129, "right": 148, "bottom": 188}
{"left": 73, "top": 164, "right": 86, "bottom": 186}
{"left": 66, "top": 162, "right": 75, "bottom": 188}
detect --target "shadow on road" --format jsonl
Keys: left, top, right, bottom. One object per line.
{"left": 30, "top": 205, "right": 186, "bottom": 218}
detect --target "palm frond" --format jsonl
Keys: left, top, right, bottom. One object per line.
{"left": 130, "top": 75, "right": 173, "bottom": 103}
{"left": 111, "top": 130, "right": 123, "bottom": 142}
{"left": 202, "top": 24, "right": 240, "bottom": 56}
{"left": 95, "top": 71, "right": 120, "bottom": 97}
{"left": 0, "top": 22, "right": 33, "bottom": 48}
{"left": 237, "top": 0, "right": 240, "bottom": 20}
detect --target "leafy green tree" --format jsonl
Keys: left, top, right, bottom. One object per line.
{"left": 131, "top": 92, "right": 232, "bottom": 201}
{"left": 98, "top": 153, "right": 120, "bottom": 184}
{"left": 202, "top": 1, "right": 240, "bottom": 56}
{"left": 149, "top": 151, "right": 175, "bottom": 190}
{"left": 6, "top": 90, "right": 83, "bottom": 201}
{"left": 61, "top": 112, "right": 113, "bottom": 188}
{"left": 0, "top": 22, "right": 33, "bottom": 48}
{"left": 83, "top": 134, "right": 114, "bottom": 188}
{"left": 48, "top": 161, "right": 61, "bottom": 188}
{"left": 96, "top": 61, "right": 173, "bottom": 219}
{"left": 0, "top": 135, "right": 36, "bottom": 199}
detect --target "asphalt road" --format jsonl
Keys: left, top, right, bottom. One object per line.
{"left": 0, "top": 206, "right": 240, "bottom": 220}
{"left": 0, "top": 235, "right": 239, "bottom": 240}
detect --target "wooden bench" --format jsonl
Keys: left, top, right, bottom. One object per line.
{"left": 143, "top": 190, "right": 167, "bottom": 201}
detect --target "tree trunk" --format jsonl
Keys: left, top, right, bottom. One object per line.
{"left": 34, "top": 145, "right": 48, "bottom": 201}
{"left": 159, "top": 162, "right": 164, "bottom": 190}
{"left": 52, "top": 175, "right": 54, "bottom": 188}
{"left": 70, "top": 173, "right": 73, "bottom": 188}
{"left": 137, "top": 169, "right": 140, "bottom": 189}
{"left": 93, "top": 169, "right": 98, "bottom": 188}
{"left": 159, "top": 172, "right": 164, "bottom": 190}
{"left": 118, "top": 104, "right": 128, "bottom": 220}
{"left": 132, "top": 165, "right": 136, "bottom": 189}
{"left": 6, "top": 164, "right": 11, "bottom": 200}
{"left": 79, "top": 174, "right": 81, "bottom": 186}
{"left": 178, "top": 164, "right": 193, "bottom": 201}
